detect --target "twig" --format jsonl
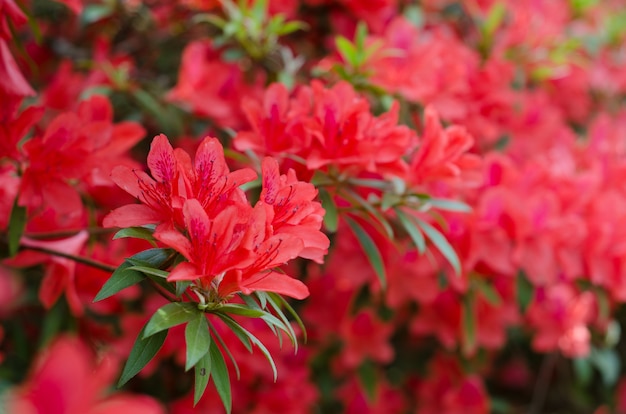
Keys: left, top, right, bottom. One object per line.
{"left": 21, "top": 245, "right": 116, "bottom": 273}
{"left": 528, "top": 351, "right": 559, "bottom": 414}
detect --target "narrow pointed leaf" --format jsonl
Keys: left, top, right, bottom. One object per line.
{"left": 113, "top": 226, "right": 156, "bottom": 242}
{"left": 94, "top": 261, "right": 145, "bottom": 302}
{"left": 462, "top": 296, "right": 476, "bottom": 355}
{"left": 268, "top": 292, "right": 307, "bottom": 343}
{"left": 217, "top": 314, "right": 278, "bottom": 381}
{"left": 193, "top": 350, "right": 212, "bottom": 406}
{"left": 119, "top": 325, "right": 167, "bottom": 387}
{"left": 345, "top": 217, "right": 387, "bottom": 289}
{"left": 413, "top": 216, "right": 461, "bottom": 275}
{"left": 358, "top": 359, "right": 377, "bottom": 402}
{"left": 344, "top": 188, "right": 394, "bottom": 238}
{"left": 216, "top": 304, "right": 266, "bottom": 318}
{"left": 127, "top": 265, "right": 169, "bottom": 279}
{"left": 428, "top": 198, "right": 472, "bottom": 213}
{"left": 94, "top": 248, "right": 172, "bottom": 301}
{"left": 185, "top": 312, "right": 211, "bottom": 371}
{"left": 144, "top": 302, "right": 198, "bottom": 338}
{"left": 216, "top": 314, "right": 253, "bottom": 352}
{"left": 8, "top": 199, "right": 26, "bottom": 256}
{"left": 516, "top": 270, "right": 533, "bottom": 312}
{"left": 264, "top": 294, "right": 298, "bottom": 350}
{"left": 394, "top": 208, "right": 426, "bottom": 254}
{"left": 318, "top": 188, "right": 338, "bottom": 232}
{"left": 176, "top": 280, "right": 192, "bottom": 298}
{"left": 209, "top": 341, "right": 232, "bottom": 414}
{"left": 208, "top": 323, "right": 241, "bottom": 380}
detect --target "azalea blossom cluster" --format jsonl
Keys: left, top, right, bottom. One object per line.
{"left": 103, "top": 134, "right": 328, "bottom": 302}
{"left": 3, "top": 0, "right": 626, "bottom": 413}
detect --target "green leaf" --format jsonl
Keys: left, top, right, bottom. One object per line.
{"left": 217, "top": 314, "right": 253, "bottom": 352}
{"left": 144, "top": 302, "right": 198, "bottom": 338}
{"left": 209, "top": 341, "right": 232, "bottom": 414}
{"left": 473, "top": 278, "right": 502, "bottom": 306}
{"left": 267, "top": 292, "right": 307, "bottom": 343}
{"left": 94, "top": 262, "right": 144, "bottom": 302}
{"left": 216, "top": 304, "right": 266, "bottom": 318}
{"left": 113, "top": 227, "right": 156, "bottom": 242}
{"left": 573, "top": 357, "right": 592, "bottom": 387}
{"left": 336, "top": 36, "right": 358, "bottom": 66}
{"left": 176, "top": 281, "right": 192, "bottom": 298}
{"left": 344, "top": 188, "right": 394, "bottom": 238}
{"left": 94, "top": 248, "right": 172, "bottom": 302}
{"left": 208, "top": 323, "right": 241, "bottom": 380}
{"left": 394, "top": 208, "right": 426, "bottom": 254}
{"left": 358, "top": 359, "right": 377, "bottom": 402}
{"left": 119, "top": 324, "right": 167, "bottom": 387}
{"left": 413, "top": 216, "right": 461, "bottom": 275}
{"left": 484, "top": 2, "right": 506, "bottom": 37}
{"left": 318, "top": 188, "right": 338, "bottom": 233}
{"left": 8, "top": 199, "right": 26, "bottom": 257}
{"left": 428, "top": 198, "right": 472, "bottom": 213}
{"left": 462, "top": 295, "right": 476, "bottom": 355}
{"left": 276, "top": 20, "right": 307, "bottom": 35}
{"left": 216, "top": 313, "right": 278, "bottom": 381}
{"left": 185, "top": 312, "right": 211, "bottom": 371}
{"left": 345, "top": 217, "right": 387, "bottom": 289}
{"left": 516, "top": 271, "right": 534, "bottom": 312}
{"left": 591, "top": 348, "right": 621, "bottom": 387}
{"left": 81, "top": 4, "right": 113, "bottom": 25}
{"left": 264, "top": 294, "right": 298, "bottom": 350}
{"left": 193, "top": 350, "right": 212, "bottom": 406}
{"left": 126, "top": 265, "right": 169, "bottom": 279}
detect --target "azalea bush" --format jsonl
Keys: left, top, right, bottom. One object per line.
{"left": 3, "top": 0, "right": 626, "bottom": 413}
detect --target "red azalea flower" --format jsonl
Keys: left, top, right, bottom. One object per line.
{"left": 103, "top": 134, "right": 185, "bottom": 231}
{"left": 6, "top": 336, "right": 165, "bottom": 414}
{"left": 258, "top": 157, "right": 329, "bottom": 263}
{"left": 4, "top": 231, "right": 88, "bottom": 315}
{"left": 176, "top": 136, "right": 257, "bottom": 218}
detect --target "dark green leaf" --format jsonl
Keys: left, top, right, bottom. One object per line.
{"left": 462, "top": 296, "right": 476, "bottom": 355}
{"left": 344, "top": 188, "right": 394, "bottom": 238}
{"left": 93, "top": 261, "right": 145, "bottom": 302}
{"left": 119, "top": 324, "right": 167, "bottom": 387}
{"left": 591, "top": 348, "right": 621, "bottom": 387}
{"left": 264, "top": 293, "right": 298, "bottom": 349}
{"left": 217, "top": 314, "right": 253, "bottom": 352}
{"left": 573, "top": 357, "right": 592, "bottom": 387}
{"left": 345, "top": 217, "right": 387, "bottom": 289}
{"left": 267, "top": 292, "right": 307, "bottom": 343}
{"left": 144, "top": 302, "right": 198, "bottom": 338}
{"left": 113, "top": 227, "right": 156, "bottom": 242}
{"left": 516, "top": 271, "right": 534, "bottom": 312}
{"left": 358, "top": 359, "right": 377, "bottom": 402}
{"left": 394, "top": 208, "right": 426, "bottom": 254}
{"left": 217, "top": 314, "right": 278, "bottom": 381}
{"left": 208, "top": 323, "right": 241, "bottom": 380}
{"left": 176, "top": 281, "right": 192, "bottom": 298}
{"left": 8, "top": 199, "right": 26, "bottom": 257}
{"left": 474, "top": 278, "right": 502, "bottom": 306}
{"left": 413, "top": 217, "right": 461, "bottom": 275}
{"left": 209, "top": 340, "right": 232, "bottom": 414}
{"left": 193, "top": 350, "right": 212, "bottom": 406}
{"left": 216, "top": 304, "right": 266, "bottom": 318}
{"left": 318, "top": 188, "right": 338, "bottom": 233}
{"left": 127, "top": 265, "right": 169, "bottom": 279}
{"left": 185, "top": 312, "right": 211, "bottom": 371}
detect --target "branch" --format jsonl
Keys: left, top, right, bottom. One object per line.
{"left": 21, "top": 245, "right": 117, "bottom": 273}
